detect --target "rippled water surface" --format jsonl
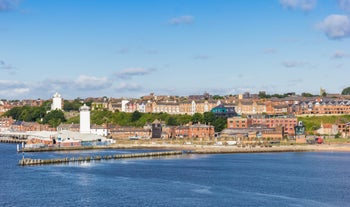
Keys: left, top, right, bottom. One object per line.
{"left": 1, "top": 143, "right": 349, "bottom": 207}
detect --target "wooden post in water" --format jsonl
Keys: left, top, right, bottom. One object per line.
{"left": 19, "top": 150, "right": 184, "bottom": 166}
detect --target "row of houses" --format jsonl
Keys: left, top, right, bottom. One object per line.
{"left": 90, "top": 95, "right": 350, "bottom": 116}
{"left": 0, "top": 118, "right": 56, "bottom": 132}
{"left": 3, "top": 92, "right": 350, "bottom": 117}
{"left": 0, "top": 116, "right": 215, "bottom": 140}
{"left": 58, "top": 122, "right": 215, "bottom": 139}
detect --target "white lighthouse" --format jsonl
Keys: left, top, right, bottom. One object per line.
{"left": 80, "top": 104, "right": 90, "bottom": 134}
{"left": 51, "top": 92, "right": 62, "bottom": 111}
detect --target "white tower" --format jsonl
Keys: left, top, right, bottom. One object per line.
{"left": 51, "top": 92, "right": 62, "bottom": 111}
{"left": 80, "top": 104, "right": 90, "bottom": 134}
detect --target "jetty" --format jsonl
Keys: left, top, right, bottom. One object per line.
{"left": 18, "top": 150, "right": 183, "bottom": 166}
{"left": 0, "top": 138, "right": 27, "bottom": 144}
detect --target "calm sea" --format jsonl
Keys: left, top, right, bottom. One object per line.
{"left": 1, "top": 143, "right": 349, "bottom": 207}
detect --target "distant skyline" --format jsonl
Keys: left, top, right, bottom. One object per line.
{"left": 1, "top": 0, "right": 350, "bottom": 99}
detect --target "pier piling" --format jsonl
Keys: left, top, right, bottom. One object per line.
{"left": 18, "top": 150, "right": 183, "bottom": 166}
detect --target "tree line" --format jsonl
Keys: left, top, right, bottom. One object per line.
{"left": 2, "top": 105, "right": 226, "bottom": 132}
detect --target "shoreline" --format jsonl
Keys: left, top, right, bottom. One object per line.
{"left": 16, "top": 143, "right": 350, "bottom": 154}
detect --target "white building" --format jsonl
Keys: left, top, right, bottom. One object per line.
{"left": 121, "top": 100, "right": 129, "bottom": 112}
{"left": 80, "top": 104, "right": 90, "bottom": 134}
{"left": 90, "top": 125, "right": 108, "bottom": 137}
{"left": 51, "top": 92, "right": 62, "bottom": 111}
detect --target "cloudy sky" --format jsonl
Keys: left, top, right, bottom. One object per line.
{"left": 1, "top": 0, "right": 350, "bottom": 99}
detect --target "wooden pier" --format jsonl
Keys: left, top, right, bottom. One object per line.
{"left": 18, "top": 150, "right": 183, "bottom": 166}
{"left": 0, "top": 138, "right": 27, "bottom": 144}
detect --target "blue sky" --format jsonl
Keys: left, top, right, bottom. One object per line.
{"left": 1, "top": 0, "right": 350, "bottom": 99}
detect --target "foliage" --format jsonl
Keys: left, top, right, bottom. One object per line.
{"left": 66, "top": 115, "right": 79, "bottom": 124}
{"left": 131, "top": 111, "right": 142, "bottom": 122}
{"left": 166, "top": 116, "right": 178, "bottom": 126}
{"left": 91, "top": 110, "right": 113, "bottom": 125}
{"left": 301, "top": 92, "right": 314, "bottom": 97}
{"left": 212, "top": 117, "right": 227, "bottom": 132}
{"left": 192, "top": 113, "right": 204, "bottom": 124}
{"left": 212, "top": 95, "right": 224, "bottom": 100}
{"left": 341, "top": 87, "right": 350, "bottom": 95}
{"left": 63, "top": 99, "right": 83, "bottom": 111}
{"left": 299, "top": 115, "right": 350, "bottom": 134}
{"left": 3, "top": 105, "right": 226, "bottom": 132}
{"left": 4, "top": 106, "right": 46, "bottom": 122}
{"left": 203, "top": 112, "right": 215, "bottom": 124}
{"left": 42, "top": 110, "right": 66, "bottom": 127}
{"left": 258, "top": 92, "right": 295, "bottom": 99}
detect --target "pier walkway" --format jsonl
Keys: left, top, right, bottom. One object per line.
{"left": 19, "top": 150, "right": 183, "bottom": 166}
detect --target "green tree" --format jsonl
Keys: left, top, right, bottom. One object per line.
{"left": 203, "top": 112, "right": 215, "bottom": 124}
{"left": 212, "top": 95, "right": 224, "bottom": 100}
{"left": 131, "top": 111, "right": 142, "bottom": 122}
{"left": 176, "top": 114, "right": 192, "bottom": 125}
{"left": 4, "top": 107, "right": 23, "bottom": 120}
{"left": 4, "top": 106, "right": 46, "bottom": 122}
{"left": 43, "top": 110, "right": 66, "bottom": 128}
{"left": 63, "top": 99, "right": 83, "bottom": 111}
{"left": 341, "top": 87, "right": 350, "bottom": 95}
{"left": 212, "top": 117, "right": 227, "bottom": 132}
{"left": 301, "top": 92, "right": 314, "bottom": 97}
{"left": 192, "top": 113, "right": 204, "bottom": 124}
{"left": 167, "top": 116, "right": 178, "bottom": 126}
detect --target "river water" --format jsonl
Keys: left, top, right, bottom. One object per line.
{"left": 1, "top": 143, "right": 349, "bottom": 207}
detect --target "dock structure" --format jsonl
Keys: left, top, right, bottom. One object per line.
{"left": 0, "top": 132, "right": 30, "bottom": 140}
{"left": 19, "top": 150, "right": 183, "bottom": 166}
{"left": 0, "top": 138, "right": 27, "bottom": 144}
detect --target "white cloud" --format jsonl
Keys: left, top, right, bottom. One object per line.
{"left": 116, "top": 82, "right": 143, "bottom": 92}
{"left": 115, "top": 68, "right": 156, "bottom": 79}
{"left": 0, "top": 80, "right": 30, "bottom": 98}
{"left": 279, "top": 0, "right": 317, "bottom": 11}
{"left": 74, "top": 75, "right": 112, "bottom": 90}
{"left": 168, "top": 15, "right": 194, "bottom": 25}
{"left": 332, "top": 50, "right": 349, "bottom": 59}
{"left": 317, "top": 14, "right": 350, "bottom": 39}
{"left": 282, "top": 61, "right": 307, "bottom": 68}
{"left": 338, "top": 0, "right": 350, "bottom": 11}
{"left": 0, "top": 80, "right": 26, "bottom": 89}
{"left": 0, "top": 60, "right": 15, "bottom": 70}
{"left": 193, "top": 55, "right": 210, "bottom": 60}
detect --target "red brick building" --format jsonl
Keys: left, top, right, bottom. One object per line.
{"left": 172, "top": 124, "right": 215, "bottom": 139}
{"left": 227, "top": 115, "right": 297, "bottom": 136}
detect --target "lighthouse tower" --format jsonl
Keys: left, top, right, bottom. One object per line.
{"left": 51, "top": 92, "right": 62, "bottom": 111}
{"left": 80, "top": 104, "right": 90, "bottom": 134}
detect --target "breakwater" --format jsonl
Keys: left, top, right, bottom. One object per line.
{"left": 0, "top": 138, "right": 27, "bottom": 144}
{"left": 18, "top": 150, "right": 183, "bottom": 166}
